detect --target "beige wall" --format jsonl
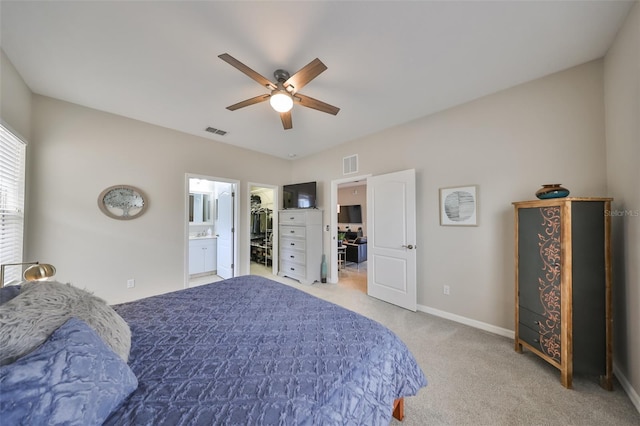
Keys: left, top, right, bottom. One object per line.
{"left": 25, "top": 96, "right": 291, "bottom": 304}
{"left": 293, "top": 60, "right": 608, "bottom": 332}
{"left": 604, "top": 2, "right": 640, "bottom": 407}
{"left": 1, "top": 49, "right": 32, "bottom": 140}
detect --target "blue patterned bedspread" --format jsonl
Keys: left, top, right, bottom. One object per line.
{"left": 105, "top": 275, "right": 427, "bottom": 425}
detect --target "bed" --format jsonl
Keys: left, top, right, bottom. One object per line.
{"left": 0, "top": 275, "right": 427, "bottom": 425}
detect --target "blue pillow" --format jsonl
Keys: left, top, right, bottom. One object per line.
{"left": 0, "top": 317, "right": 138, "bottom": 425}
{"left": 0, "top": 285, "right": 21, "bottom": 305}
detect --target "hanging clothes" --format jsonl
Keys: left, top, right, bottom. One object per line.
{"left": 250, "top": 208, "right": 272, "bottom": 235}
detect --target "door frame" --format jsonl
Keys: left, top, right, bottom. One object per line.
{"left": 184, "top": 173, "right": 240, "bottom": 287}
{"left": 247, "top": 182, "right": 279, "bottom": 276}
{"left": 329, "top": 174, "right": 371, "bottom": 283}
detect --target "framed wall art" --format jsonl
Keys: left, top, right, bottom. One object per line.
{"left": 98, "top": 185, "right": 148, "bottom": 220}
{"left": 439, "top": 185, "right": 478, "bottom": 226}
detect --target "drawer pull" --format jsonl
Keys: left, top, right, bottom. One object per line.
{"left": 289, "top": 217, "right": 295, "bottom": 220}
{"left": 290, "top": 255, "right": 295, "bottom": 258}
{"left": 290, "top": 230, "right": 295, "bottom": 233}
{"left": 290, "top": 267, "right": 295, "bottom": 271}
{"left": 290, "top": 242, "right": 295, "bottom": 246}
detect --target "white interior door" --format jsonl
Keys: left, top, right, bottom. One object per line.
{"left": 366, "top": 169, "right": 417, "bottom": 311}
{"left": 216, "top": 188, "right": 234, "bottom": 279}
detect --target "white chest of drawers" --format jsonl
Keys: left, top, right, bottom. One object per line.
{"left": 278, "top": 209, "right": 322, "bottom": 285}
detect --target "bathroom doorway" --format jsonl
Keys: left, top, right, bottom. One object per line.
{"left": 248, "top": 183, "right": 278, "bottom": 277}
{"left": 185, "top": 174, "right": 239, "bottom": 287}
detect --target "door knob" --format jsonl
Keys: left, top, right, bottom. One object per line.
{"left": 402, "top": 244, "right": 414, "bottom": 249}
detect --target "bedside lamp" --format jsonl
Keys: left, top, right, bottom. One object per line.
{"left": 23, "top": 263, "right": 56, "bottom": 282}
{"left": 0, "top": 262, "right": 56, "bottom": 288}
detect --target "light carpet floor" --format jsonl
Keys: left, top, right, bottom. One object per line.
{"left": 247, "top": 264, "right": 640, "bottom": 426}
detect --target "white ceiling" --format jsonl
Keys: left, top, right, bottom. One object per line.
{"left": 1, "top": 1, "right": 634, "bottom": 160}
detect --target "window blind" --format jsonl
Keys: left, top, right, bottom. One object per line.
{"left": 0, "top": 124, "right": 27, "bottom": 285}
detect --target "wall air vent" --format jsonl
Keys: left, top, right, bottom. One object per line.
{"left": 343, "top": 154, "right": 358, "bottom": 175}
{"left": 205, "top": 127, "right": 227, "bottom": 136}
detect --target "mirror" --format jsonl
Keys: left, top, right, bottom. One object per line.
{"left": 189, "top": 193, "right": 213, "bottom": 223}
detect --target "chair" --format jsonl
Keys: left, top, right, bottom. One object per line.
{"left": 337, "top": 245, "right": 346, "bottom": 270}
{"left": 345, "top": 238, "right": 367, "bottom": 264}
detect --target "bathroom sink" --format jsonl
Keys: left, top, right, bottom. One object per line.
{"left": 190, "top": 235, "right": 215, "bottom": 240}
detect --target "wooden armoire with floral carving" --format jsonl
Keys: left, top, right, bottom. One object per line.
{"left": 513, "top": 197, "right": 613, "bottom": 390}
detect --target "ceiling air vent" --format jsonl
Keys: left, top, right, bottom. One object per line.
{"left": 343, "top": 154, "right": 358, "bottom": 175}
{"left": 205, "top": 127, "right": 227, "bottom": 136}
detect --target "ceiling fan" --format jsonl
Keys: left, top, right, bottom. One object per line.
{"left": 218, "top": 53, "right": 340, "bottom": 130}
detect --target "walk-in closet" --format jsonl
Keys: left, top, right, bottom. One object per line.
{"left": 250, "top": 187, "right": 274, "bottom": 268}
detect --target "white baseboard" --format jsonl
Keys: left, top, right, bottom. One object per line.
{"left": 417, "top": 304, "right": 514, "bottom": 339}
{"left": 417, "top": 304, "right": 640, "bottom": 414}
{"left": 614, "top": 364, "right": 640, "bottom": 414}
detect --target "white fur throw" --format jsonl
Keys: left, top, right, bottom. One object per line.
{"left": 0, "top": 281, "right": 131, "bottom": 366}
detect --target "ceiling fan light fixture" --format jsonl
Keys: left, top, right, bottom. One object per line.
{"left": 219, "top": 54, "right": 338, "bottom": 129}
{"left": 270, "top": 90, "right": 293, "bottom": 113}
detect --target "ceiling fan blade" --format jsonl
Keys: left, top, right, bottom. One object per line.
{"left": 280, "top": 111, "right": 293, "bottom": 130}
{"left": 226, "top": 94, "right": 270, "bottom": 111}
{"left": 219, "top": 53, "right": 276, "bottom": 90}
{"left": 283, "top": 58, "right": 327, "bottom": 92}
{"left": 294, "top": 93, "right": 340, "bottom": 115}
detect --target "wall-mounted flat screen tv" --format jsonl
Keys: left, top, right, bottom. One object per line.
{"left": 338, "top": 205, "right": 362, "bottom": 223}
{"left": 283, "top": 181, "right": 317, "bottom": 209}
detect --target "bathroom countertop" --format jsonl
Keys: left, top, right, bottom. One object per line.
{"left": 189, "top": 235, "right": 217, "bottom": 240}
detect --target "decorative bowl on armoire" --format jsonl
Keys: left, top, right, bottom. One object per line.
{"left": 535, "top": 184, "right": 570, "bottom": 199}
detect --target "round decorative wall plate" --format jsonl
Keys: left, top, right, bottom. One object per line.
{"left": 98, "top": 185, "right": 148, "bottom": 220}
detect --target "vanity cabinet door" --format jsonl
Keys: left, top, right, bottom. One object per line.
{"left": 189, "top": 238, "right": 216, "bottom": 275}
{"left": 189, "top": 240, "right": 203, "bottom": 275}
{"left": 203, "top": 240, "right": 216, "bottom": 272}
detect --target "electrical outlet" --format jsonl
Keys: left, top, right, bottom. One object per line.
{"left": 443, "top": 285, "right": 450, "bottom": 295}
{"left": 127, "top": 279, "right": 135, "bottom": 289}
